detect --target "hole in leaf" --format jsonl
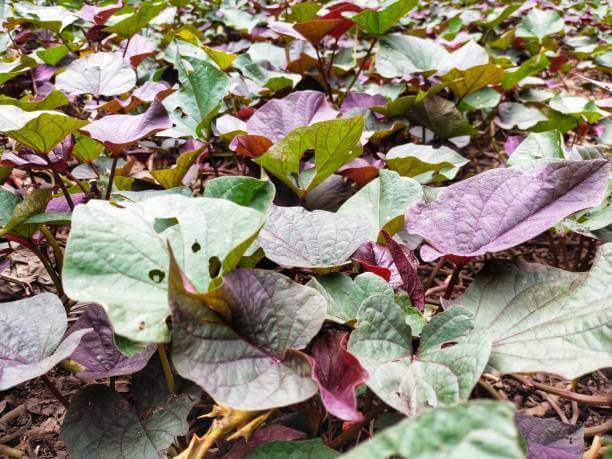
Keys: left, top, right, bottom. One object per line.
{"left": 209, "top": 256, "right": 221, "bottom": 279}
{"left": 441, "top": 341, "right": 458, "bottom": 349}
{"left": 192, "top": 241, "right": 201, "bottom": 253}
{"left": 153, "top": 217, "right": 178, "bottom": 234}
{"left": 148, "top": 269, "right": 165, "bottom": 283}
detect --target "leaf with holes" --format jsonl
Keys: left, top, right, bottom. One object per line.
{"left": 63, "top": 194, "right": 265, "bottom": 343}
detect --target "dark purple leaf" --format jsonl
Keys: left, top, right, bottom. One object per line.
{"left": 46, "top": 193, "right": 86, "bottom": 213}
{"left": 0, "top": 135, "right": 73, "bottom": 171}
{"left": 80, "top": 98, "right": 173, "bottom": 154}
{"left": 337, "top": 156, "right": 384, "bottom": 186}
{"left": 405, "top": 160, "right": 609, "bottom": 261}
{"left": 307, "top": 333, "right": 368, "bottom": 422}
{"left": 515, "top": 413, "right": 584, "bottom": 459}
{"left": 352, "top": 241, "right": 394, "bottom": 282}
{"left": 381, "top": 232, "right": 424, "bottom": 311}
{"left": 66, "top": 304, "right": 155, "bottom": 379}
{"left": 230, "top": 134, "right": 273, "bottom": 158}
{"left": 224, "top": 425, "right": 306, "bottom": 459}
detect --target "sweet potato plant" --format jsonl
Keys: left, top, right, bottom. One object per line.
{"left": 0, "top": 0, "right": 611, "bottom": 458}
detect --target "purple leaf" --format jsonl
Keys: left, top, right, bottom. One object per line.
{"left": 337, "top": 156, "right": 384, "bottom": 186}
{"left": 225, "top": 425, "right": 306, "bottom": 459}
{"left": 352, "top": 241, "right": 395, "bottom": 283}
{"left": 504, "top": 135, "right": 525, "bottom": 156}
{"left": 66, "top": 304, "right": 155, "bottom": 379}
{"left": 515, "top": 413, "right": 584, "bottom": 459}
{"left": 381, "top": 232, "right": 425, "bottom": 311}
{"left": 340, "top": 92, "right": 387, "bottom": 112}
{"left": 46, "top": 193, "right": 86, "bottom": 213}
{"left": 405, "top": 160, "right": 609, "bottom": 261}
{"left": 307, "top": 333, "right": 368, "bottom": 422}
{"left": 76, "top": 0, "right": 123, "bottom": 25}
{"left": 96, "top": 81, "right": 174, "bottom": 113}
{"left": 0, "top": 135, "right": 73, "bottom": 172}
{"left": 235, "top": 90, "right": 338, "bottom": 143}
{"left": 80, "top": 98, "right": 173, "bottom": 154}
{"left": 120, "top": 34, "right": 156, "bottom": 68}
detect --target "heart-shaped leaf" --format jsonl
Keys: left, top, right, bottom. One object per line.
{"left": 441, "top": 64, "right": 504, "bottom": 99}
{"left": 0, "top": 293, "right": 89, "bottom": 390}
{"left": 449, "top": 243, "right": 612, "bottom": 379}
{"left": 60, "top": 363, "right": 196, "bottom": 459}
{"left": 56, "top": 52, "right": 137, "bottom": 97}
{"left": 495, "top": 102, "right": 547, "bottom": 130}
{"left": 338, "top": 170, "right": 422, "bottom": 241}
{"left": 0, "top": 106, "right": 87, "bottom": 153}
{"left": 385, "top": 143, "right": 469, "bottom": 184}
{"left": 66, "top": 304, "right": 155, "bottom": 379}
{"left": 516, "top": 8, "right": 564, "bottom": 43}
{"left": 10, "top": 2, "right": 78, "bottom": 33}
{"left": 340, "top": 401, "right": 522, "bottom": 459}
{"left": 255, "top": 116, "right": 364, "bottom": 197}
{"left": 406, "top": 160, "right": 609, "bottom": 262}
{"left": 80, "top": 98, "right": 172, "bottom": 154}
{"left": 63, "top": 195, "right": 265, "bottom": 343}
{"left": 375, "top": 34, "right": 448, "bottom": 78}
{"left": 405, "top": 94, "right": 476, "bottom": 140}
{"left": 169, "top": 257, "right": 326, "bottom": 410}
{"left": 348, "top": 293, "right": 490, "bottom": 415}
{"left": 258, "top": 205, "right": 371, "bottom": 269}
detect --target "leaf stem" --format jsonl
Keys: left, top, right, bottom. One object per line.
{"left": 157, "top": 344, "right": 175, "bottom": 394}
{"left": 314, "top": 44, "right": 333, "bottom": 100}
{"left": 510, "top": 374, "right": 612, "bottom": 406}
{"left": 40, "top": 374, "right": 70, "bottom": 409}
{"left": 39, "top": 225, "right": 63, "bottom": 272}
{"left": 338, "top": 38, "right": 377, "bottom": 106}
{"left": 443, "top": 262, "right": 462, "bottom": 300}
{"left": 51, "top": 169, "right": 75, "bottom": 210}
{"left": 105, "top": 154, "right": 120, "bottom": 200}
{"left": 29, "top": 243, "right": 65, "bottom": 299}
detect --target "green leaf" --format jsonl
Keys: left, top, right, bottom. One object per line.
{"left": 385, "top": 143, "right": 469, "bottom": 184}
{"left": 0, "top": 188, "right": 51, "bottom": 236}
{"left": 201, "top": 44, "right": 237, "bottom": 71}
{"left": 340, "top": 401, "right": 523, "bottom": 459}
{"left": 495, "top": 102, "right": 547, "bottom": 130}
{"left": 151, "top": 148, "right": 201, "bottom": 189}
{"left": 506, "top": 131, "right": 565, "bottom": 166}
{"left": 63, "top": 195, "right": 265, "bottom": 343}
{"left": 376, "top": 34, "right": 448, "bottom": 79}
{"left": 72, "top": 133, "right": 104, "bottom": 163}
{"left": 104, "top": 1, "right": 166, "bottom": 38}
{"left": 308, "top": 272, "right": 393, "bottom": 323}
{"left": 450, "top": 243, "right": 612, "bottom": 379}
{"left": 502, "top": 52, "right": 549, "bottom": 89}
{"left": 169, "top": 257, "right": 326, "bottom": 410}
{"left": 441, "top": 64, "right": 504, "bottom": 99}
{"left": 350, "top": 0, "right": 418, "bottom": 36}
{"left": 163, "top": 54, "right": 230, "bottom": 139}
{"left": 458, "top": 87, "right": 501, "bottom": 111}
{"left": 36, "top": 44, "right": 69, "bottom": 65}
{"left": 0, "top": 106, "right": 87, "bottom": 153}
{"left": 549, "top": 95, "right": 605, "bottom": 123}
{"left": 516, "top": 8, "right": 564, "bottom": 43}
{"left": 10, "top": 2, "right": 78, "bottom": 33}
{"left": 405, "top": 94, "right": 476, "bottom": 140}
{"left": 0, "top": 56, "right": 37, "bottom": 85}
{"left": 348, "top": 293, "right": 490, "bottom": 416}
{"left": 0, "top": 90, "right": 69, "bottom": 111}
{"left": 61, "top": 372, "right": 196, "bottom": 458}
{"left": 0, "top": 188, "right": 22, "bottom": 228}
{"left": 203, "top": 176, "right": 275, "bottom": 213}
{"left": 258, "top": 205, "right": 371, "bottom": 270}
{"left": 247, "top": 439, "right": 339, "bottom": 459}
{"left": 255, "top": 117, "right": 364, "bottom": 197}
{"left": 338, "top": 170, "right": 422, "bottom": 241}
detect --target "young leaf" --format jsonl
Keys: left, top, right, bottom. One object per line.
{"left": 0, "top": 106, "right": 87, "bottom": 153}
{"left": 0, "top": 293, "right": 90, "bottom": 390}
{"left": 55, "top": 52, "right": 137, "bottom": 97}
{"left": 80, "top": 98, "right": 172, "bottom": 154}
{"left": 169, "top": 257, "right": 326, "bottom": 410}
{"left": 203, "top": 176, "right": 275, "bottom": 213}
{"left": 255, "top": 116, "right": 364, "bottom": 197}
{"left": 151, "top": 148, "right": 201, "bottom": 189}
{"left": 307, "top": 333, "right": 368, "bottom": 422}
{"left": 340, "top": 401, "right": 523, "bottom": 459}
{"left": 350, "top": 0, "right": 417, "bottom": 36}
{"left": 63, "top": 195, "right": 265, "bottom": 343}
{"left": 385, "top": 143, "right": 469, "bottom": 184}
{"left": 449, "top": 243, "right": 612, "bottom": 379}
{"left": 258, "top": 205, "right": 371, "bottom": 269}
{"left": 406, "top": 160, "right": 609, "bottom": 261}
{"left": 66, "top": 304, "right": 155, "bottom": 379}
{"left": 338, "top": 170, "right": 422, "bottom": 241}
